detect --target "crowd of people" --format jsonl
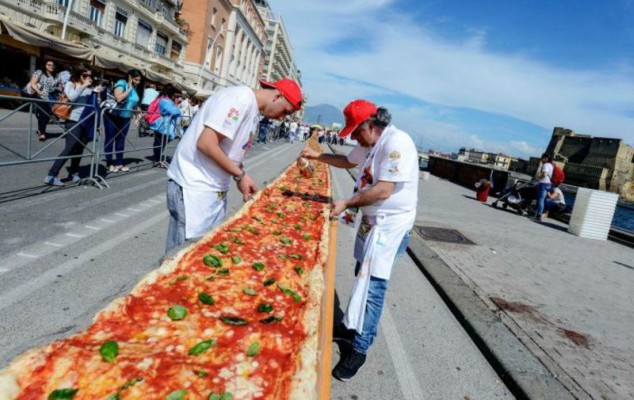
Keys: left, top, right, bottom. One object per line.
{"left": 15, "top": 60, "right": 208, "bottom": 186}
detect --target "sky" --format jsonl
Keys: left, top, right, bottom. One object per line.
{"left": 270, "top": 0, "right": 634, "bottom": 158}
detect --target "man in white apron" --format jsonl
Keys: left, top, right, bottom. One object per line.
{"left": 301, "top": 99, "right": 419, "bottom": 381}
{"left": 165, "top": 79, "right": 303, "bottom": 255}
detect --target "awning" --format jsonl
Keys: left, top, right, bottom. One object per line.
{"left": 0, "top": 18, "right": 93, "bottom": 61}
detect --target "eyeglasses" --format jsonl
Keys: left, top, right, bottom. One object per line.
{"left": 46, "top": 63, "right": 54, "bottom": 66}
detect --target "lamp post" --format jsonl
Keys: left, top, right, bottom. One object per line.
{"left": 196, "top": 27, "right": 224, "bottom": 88}
{"left": 61, "top": 0, "right": 75, "bottom": 40}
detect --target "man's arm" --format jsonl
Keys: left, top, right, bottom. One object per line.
{"left": 331, "top": 181, "right": 396, "bottom": 216}
{"left": 301, "top": 147, "right": 357, "bottom": 169}
{"left": 196, "top": 126, "right": 257, "bottom": 201}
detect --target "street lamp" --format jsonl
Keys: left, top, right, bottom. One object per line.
{"left": 61, "top": 0, "right": 75, "bottom": 40}
{"left": 196, "top": 27, "right": 225, "bottom": 88}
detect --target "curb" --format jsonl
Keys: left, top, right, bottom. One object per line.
{"left": 407, "top": 234, "right": 577, "bottom": 400}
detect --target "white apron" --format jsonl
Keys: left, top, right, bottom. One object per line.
{"left": 342, "top": 128, "right": 416, "bottom": 332}
{"left": 183, "top": 188, "right": 227, "bottom": 239}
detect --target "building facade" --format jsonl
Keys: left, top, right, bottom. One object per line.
{"left": 181, "top": 0, "right": 266, "bottom": 93}
{"left": 0, "top": 0, "right": 191, "bottom": 87}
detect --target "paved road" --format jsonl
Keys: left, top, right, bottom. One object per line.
{"left": 0, "top": 140, "right": 512, "bottom": 398}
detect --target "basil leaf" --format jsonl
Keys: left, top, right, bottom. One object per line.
{"left": 280, "top": 236, "right": 291, "bottom": 245}
{"left": 263, "top": 277, "right": 275, "bottom": 286}
{"left": 278, "top": 254, "right": 288, "bottom": 260}
{"left": 289, "top": 254, "right": 302, "bottom": 260}
{"left": 246, "top": 226, "right": 259, "bottom": 234}
{"left": 203, "top": 254, "right": 222, "bottom": 268}
{"left": 166, "top": 389, "right": 187, "bottom": 400}
{"left": 99, "top": 340, "right": 118, "bottom": 363}
{"left": 198, "top": 292, "right": 215, "bottom": 305}
{"left": 208, "top": 393, "right": 233, "bottom": 400}
{"left": 246, "top": 342, "right": 260, "bottom": 357}
{"left": 252, "top": 262, "right": 265, "bottom": 271}
{"left": 243, "top": 288, "right": 257, "bottom": 296}
{"left": 48, "top": 389, "right": 79, "bottom": 400}
{"left": 230, "top": 237, "right": 244, "bottom": 245}
{"left": 276, "top": 211, "right": 285, "bottom": 218}
{"left": 195, "top": 370, "right": 208, "bottom": 377}
{"left": 167, "top": 305, "right": 187, "bottom": 321}
{"left": 188, "top": 339, "right": 216, "bottom": 356}
{"left": 302, "top": 234, "right": 312, "bottom": 240}
{"left": 220, "top": 316, "right": 248, "bottom": 326}
{"left": 212, "top": 243, "right": 230, "bottom": 254}
{"left": 252, "top": 216, "right": 262, "bottom": 222}
{"left": 257, "top": 303, "right": 273, "bottom": 313}
{"left": 231, "top": 256, "right": 242, "bottom": 265}
{"left": 106, "top": 395, "right": 119, "bottom": 400}
{"left": 217, "top": 268, "right": 230, "bottom": 276}
{"left": 277, "top": 284, "right": 302, "bottom": 303}
{"left": 293, "top": 224, "right": 301, "bottom": 230}
{"left": 229, "top": 227, "right": 242, "bottom": 233}
{"left": 120, "top": 377, "right": 143, "bottom": 391}
{"left": 294, "top": 266, "right": 304, "bottom": 276}
{"left": 272, "top": 230, "right": 282, "bottom": 235}
{"left": 259, "top": 315, "right": 283, "bottom": 324}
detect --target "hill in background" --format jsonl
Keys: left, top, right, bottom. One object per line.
{"left": 303, "top": 104, "right": 342, "bottom": 127}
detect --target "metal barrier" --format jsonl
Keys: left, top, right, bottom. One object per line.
{"left": 0, "top": 94, "right": 105, "bottom": 189}
{"left": 0, "top": 94, "right": 190, "bottom": 193}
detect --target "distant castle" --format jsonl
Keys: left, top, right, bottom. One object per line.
{"left": 527, "top": 127, "right": 634, "bottom": 198}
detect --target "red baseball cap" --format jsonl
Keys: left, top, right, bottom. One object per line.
{"left": 259, "top": 78, "right": 303, "bottom": 111}
{"left": 338, "top": 99, "right": 378, "bottom": 138}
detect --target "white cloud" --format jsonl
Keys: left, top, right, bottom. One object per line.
{"left": 271, "top": 0, "right": 634, "bottom": 156}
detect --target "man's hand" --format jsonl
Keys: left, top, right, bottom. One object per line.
{"left": 330, "top": 199, "right": 348, "bottom": 217}
{"left": 301, "top": 146, "right": 321, "bottom": 160}
{"left": 237, "top": 173, "right": 257, "bottom": 202}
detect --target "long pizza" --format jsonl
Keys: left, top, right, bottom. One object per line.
{"left": 0, "top": 140, "right": 331, "bottom": 399}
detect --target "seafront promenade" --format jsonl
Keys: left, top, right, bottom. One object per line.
{"left": 408, "top": 164, "right": 634, "bottom": 399}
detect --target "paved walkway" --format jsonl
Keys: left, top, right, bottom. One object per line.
{"left": 414, "top": 173, "right": 634, "bottom": 400}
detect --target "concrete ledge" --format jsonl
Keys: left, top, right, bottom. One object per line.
{"left": 407, "top": 234, "right": 576, "bottom": 400}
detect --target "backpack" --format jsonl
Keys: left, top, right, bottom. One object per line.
{"left": 144, "top": 96, "right": 164, "bottom": 125}
{"left": 551, "top": 164, "right": 565, "bottom": 186}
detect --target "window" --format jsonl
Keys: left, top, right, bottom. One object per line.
{"left": 170, "top": 41, "right": 182, "bottom": 60}
{"left": 89, "top": 0, "right": 105, "bottom": 26}
{"left": 211, "top": 8, "right": 217, "bottom": 25}
{"left": 136, "top": 19, "right": 153, "bottom": 48}
{"left": 214, "top": 47, "right": 223, "bottom": 72}
{"left": 155, "top": 32, "right": 168, "bottom": 55}
{"left": 58, "top": 0, "right": 71, "bottom": 7}
{"left": 114, "top": 8, "right": 128, "bottom": 37}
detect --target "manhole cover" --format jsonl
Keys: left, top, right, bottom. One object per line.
{"left": 415, "top": 226, "right": 476, "bottom": 245}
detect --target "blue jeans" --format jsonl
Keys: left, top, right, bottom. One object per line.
{"left": 103, "top": 114, "right": 131, "bottom": 166}
{"left": 165, "top": 179, "right": 187, "bottom": 255}
{"left": 536, "top": 182, "right": 552, "bottom": 217}
{"left": 352, "top": 230, "right": 412, "bottom": 354}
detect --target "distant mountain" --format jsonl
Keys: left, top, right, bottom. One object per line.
{"left": 303, "top": 104, "right": 343, "bottom": 127}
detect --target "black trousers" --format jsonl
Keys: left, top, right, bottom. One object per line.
{"left": 48, "top": 121, "right": 88, "bottom": 177}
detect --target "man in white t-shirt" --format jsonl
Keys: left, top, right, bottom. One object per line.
{"left": 534, "top": 152, "right": 554, "bottom": 221}
{"left": 288, "top": 120, "right": 298, "bottom": 143}
{"left": 165, "top": 78, "right": 303, "bottom": 254}
{"left": 301, "top": 99, "right": 418, "bottom": 381}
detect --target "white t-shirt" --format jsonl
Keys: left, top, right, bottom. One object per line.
{"left": 289, "top": 122, "right": 298, "bottom": 133}
{"left": 167, "top": 86, "right": 259, "bottom": 192}
{"left": 550, "top": 187, "right": 566, "bottom": 205}
{"left": 346, "top": 126, "right": 419, "bottom": 216}
{"left": 539, "top": 162, "right": 554, "bottom": 184}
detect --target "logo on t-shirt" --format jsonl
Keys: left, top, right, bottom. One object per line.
{"left": 360, "top": 167, "right": 373, "bottom": 189}
{"left": 228, "top": 107, "right": 240, "bottom": 121}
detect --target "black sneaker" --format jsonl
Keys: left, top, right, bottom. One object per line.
{"left": 332, "top": 324, "right": 355, "bottom": 343}
{"left": 332, "top": 349, "right": 366, "bottom": 381}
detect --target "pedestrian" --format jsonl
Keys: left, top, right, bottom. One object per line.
{"left": 22, "top": 58, "right": 61, "bottom": 141}
{"left": 103, "top": 69, "right": 144, "bottom": 173}
{"left": 533, "top": 152, "right": 554, "bottom": 221}
{"left": 288, "top": 119, "right": 298, "bottom": 143}
{"left": 257, "top": 118, "right": 271, "bottom": 144}
{"left": 140, "top": 83, "right": 159, "bottom": 112}
{"left": 44, "top": 65, "right": 102, "bottom": 186}
{"left": 164, "top": 78, "right": 303, "bottom": 254}
{"left": 301, "top": 99, "right": 419, "bottom": 381}
{"left": 148, "top": 84, "right": 182, "bottom": 168}
{"left": 544, "top": 186, "right": 566, "bottom": 216}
